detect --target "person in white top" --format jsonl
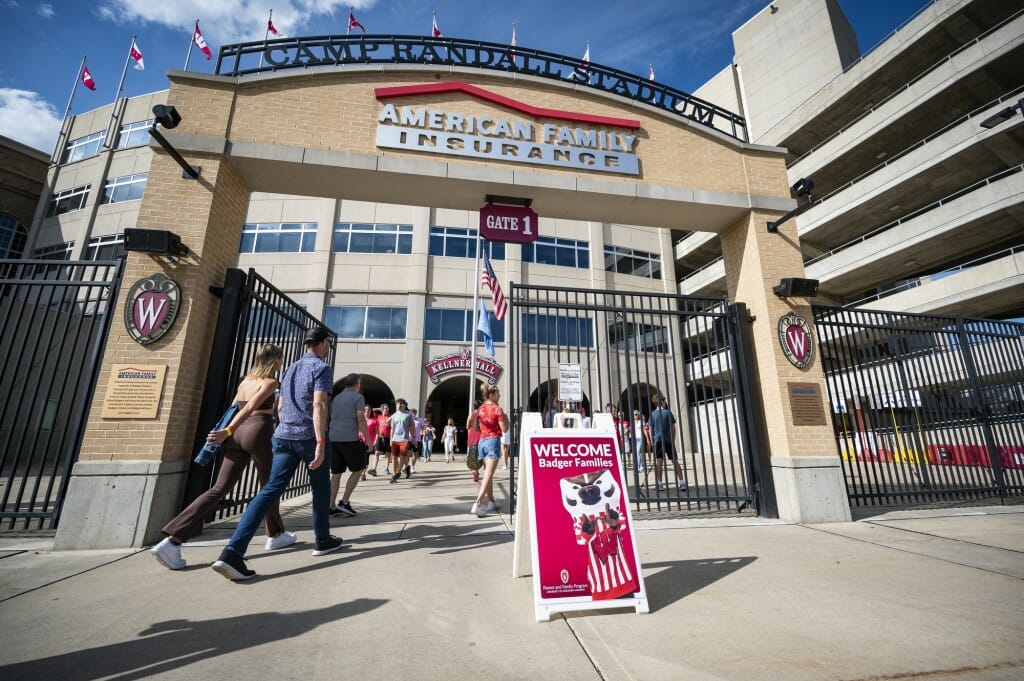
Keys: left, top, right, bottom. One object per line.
{"left": 501, "top": 428, "right": 511, "bottom": 470}
{"left": 443, "top": 417, "right": 458, "bottom": 463}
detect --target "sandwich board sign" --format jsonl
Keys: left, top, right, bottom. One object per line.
{"left": 513, "top": 412, "right": 649, "bottom": 621}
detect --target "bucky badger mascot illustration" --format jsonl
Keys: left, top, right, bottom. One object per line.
{"left": 559, "top": 468, "right": 638, "bottom": 600}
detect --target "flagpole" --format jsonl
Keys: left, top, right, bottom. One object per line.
{"left": 62, "top": 56, "right": 85, "bottom": 122}
{"left": 467, "top": 232, "right": 485, "bottom": 421}
{"left": 259, "top": 9, "right": 272, "bottom": 69}
{"left": 347, "top": 6, "right": 352, "bottom": 36}
{"left": 185, "top": 19, "right": 197, "bottom": 71}
{"left": 112, "top": 34, "right": 135, "bottom": 105}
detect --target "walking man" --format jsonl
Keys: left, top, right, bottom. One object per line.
{"left": 212, "top": 326, "right": 344, "bottom": 581}
{"left": 408, "top": 407, "right": 424, "bottom": 474}
{"left": 648, "top": 395, "right": 688, "bottom": 493}
{"left": 329, "top": 373, "right": 372, "bottom": 517}
{"left": 389, "top": 398, "right": 415, "bottom": 483}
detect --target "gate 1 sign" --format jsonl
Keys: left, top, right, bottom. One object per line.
{"left": 479, "top": 204, "right": 539, "bottom": 243}
{"left": 514, "top": 412, "right": 649, "bottom": 621}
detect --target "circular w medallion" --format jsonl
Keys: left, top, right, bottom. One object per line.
{"left": 777, "top": 312, "right": 814, "bottom": 369}
{"left": 124, "top": 273, "right": 181, "bottom": 346}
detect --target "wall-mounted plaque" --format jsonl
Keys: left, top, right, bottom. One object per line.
{"left": 100, "top": 364, "right": 167, "bottom": 419}
{"left": 787, "top": 382, "right": 827, "bottom": 426}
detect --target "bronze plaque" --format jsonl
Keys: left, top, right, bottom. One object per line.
{"left": 787, "top": 382, "right": 827, "bottom": 426}
{"left": 100, "top": 364, "right": 167, "bottom": 419}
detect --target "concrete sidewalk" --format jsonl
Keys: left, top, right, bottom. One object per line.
{"left": 1, "top": 463, "right": 1022, "bottom": 681}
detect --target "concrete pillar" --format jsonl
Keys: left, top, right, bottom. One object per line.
{"left": 55, "top": 144, "right": 252, "bottom": 548}
{"left": 720, "top": 209, "right": 851, "bottom": 523}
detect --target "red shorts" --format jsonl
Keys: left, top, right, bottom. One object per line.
{"left": 390, "top": 441, "right": 409, "bottom": 458}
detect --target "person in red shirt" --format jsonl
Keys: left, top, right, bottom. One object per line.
{"left": 469, "top": 386, "right": 508, "bottom": 517}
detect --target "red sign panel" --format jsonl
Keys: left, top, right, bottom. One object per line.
{"left": 479, "top": 204, "right": 539, "bottom": 244}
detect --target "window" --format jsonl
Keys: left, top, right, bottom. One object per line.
{"left": 333, "top": 223, "right": 412, "bottom": 254}
{"left": 325, "top": 306, "right": 407, "bottom": 339}
{"left": 522, "top": 236, "right": 589, "bottom": 269}
{"left": 32, "top": 241, "right": 74, "bottom": 260}
{"left": 522, "top": 313, "right": 594, "bottom": 347}
{"left": 0, "top": 213, "right": 28, "bottom": 258}
{"left": 429, "top": 227, "right": 505, "bottom": 260}
{"left": 102, "top": 173, "right": 148, "bottom": 204}
{"left": 84, "top": 234, "right": 126, "bottom": 261}
{"left": 608, "top": 321, "right": 670, "bottom": 353}
{"left": 46, "top": 184, "right": 91, "bottom": 217}
{"left": 62, "top": 131, "right": 105, "bottom": 164}
{"left": 424, "top": 308, "right": 506, "bottom": 343}
{"left": 116, "top": 119, "right": 153, "bottom": 149}
{"left": 240, "top": 223, "right": 317, "bottom": 254}
{"left": 604, "top": 245, "right": 661, "bottom": 279}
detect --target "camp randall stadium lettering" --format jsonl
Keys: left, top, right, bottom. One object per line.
{"left": 376, "top": 104, "right": 639, "bottom": 175}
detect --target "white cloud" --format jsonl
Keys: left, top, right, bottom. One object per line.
{"left": 97, "top": 0, "right": 377, "bottom": 43}
{"left": 37, "top": 2, "right": 54, "bottom": 18}
{"left": 0, "top": 89, "right": 62, "bottom": 153}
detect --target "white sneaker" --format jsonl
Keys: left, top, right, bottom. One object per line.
{"left": 470, "top": 503, "right": 487, "bottom": 517}
{"left": 151, "top": 537, "right": 185, "bottom": 570}
{"left": 410, "top": 465, "right": 416, "bottom": 473}
{"left": 502, "top": 464, "right": 508, "bottom": 470}
{"left": 265, "top": 531, "right": 297, "bottom": 551}
{"left": 486, "top": 500, "right": 500, "bottom": 512}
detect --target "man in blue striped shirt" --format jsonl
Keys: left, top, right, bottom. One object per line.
{"left": 213, "top": 326, "right": 344, "bottom": 581}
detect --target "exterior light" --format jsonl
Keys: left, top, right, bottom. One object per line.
{"left": 773, "top": 277, "right": 819, "bottom": 298}
{"left": 979, "top": 99, "right": 1023, "bottom": 129}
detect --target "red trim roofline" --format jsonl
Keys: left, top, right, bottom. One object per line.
{"left": 374, "top": 82, "right": 642, "bottom": 130}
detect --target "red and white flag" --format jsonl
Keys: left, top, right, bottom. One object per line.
{"left": 129, "top": 39, "right": 144, "bottom": 71}
{"left": 481, "top": 250, "right": 507, "bottom": 321}
{"left": 432, "top": 12, "right": 442, "bottom": 37}
{"left": 81, "top": 65, "right": 96, "bottom": 91}
{"left": 510, "top": 22, "right": 516, "bottom": 59}
{"left": 268, "top": 18, "right": 280, "bottom": 35}
{"left": 348, "top": 9, "right": 366, "bottom": 32}
{"left": 572, "top": 43, "right": 590, "bottom": 80}
{"left": 649, "top": 64, "right": 655, "bottom": 81}
{"left": 194, "top": 24, "right": 212, "bottom": 60}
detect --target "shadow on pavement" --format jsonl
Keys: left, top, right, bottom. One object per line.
{"left": 643, "top": 556, "right": 756, "bottom": 611}
{"left": 0, "top": 598, "right": 387, "bottom": 681}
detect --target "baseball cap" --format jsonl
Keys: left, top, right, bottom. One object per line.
{"left": 303, "top": 326, "right": 332, "bottom": 346}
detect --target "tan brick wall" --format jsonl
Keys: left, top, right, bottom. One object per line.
{"left": 0, "top": 140, "right": 47, "bottom": 232}
{"left": 79, "top": 151, "right": 250, "bottom": 463}
{"left": 167, "top": 71, "right": 791, "bottom": 201}
{"left": 721, "top": 210, "right": 835, "bottom": 459}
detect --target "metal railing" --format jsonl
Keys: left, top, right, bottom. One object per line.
{"left": 508, "top": 284, "right": 768, "bottom": 516}
{"left": 0, "top": 259, "right": 124, "bottom": 530}
{"left": 215, "top": 34, "right": 747, "bottom": 142}
{"left": 814, "top": 306, "right": 1024, "bottom": 508}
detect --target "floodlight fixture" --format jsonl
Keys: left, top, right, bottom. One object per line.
{"left": 149, "top": 105, "right": 200, "bottom": 179}
{"left": 979, "top": 99, "right": 1023, "bottom": 129}
{"left": 773, "top": 277, "right": 819, "bottom": 298}
{"left": 767, "top": 178, "right": 815, "bottom": 233}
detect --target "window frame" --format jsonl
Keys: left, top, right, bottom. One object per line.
{"left": 521, "top": 236, "right": 590, "bottom": 269}
{"left": 46, "top": 184, "right": 91, "bottom": 217}
{"left": 604, "top": 244, "right": 662, "bottom": 279}
{"left": 332, "top": 223, "right": 413, "bottom": 254}
{"left": 239, "top": 222, "right": 318, "bottom": 254}
{"left": 101, "top": 173, "right": 148, "bottom": 205}
{"left": 324, "top": 305, "right": 408, "bottom": 340}
{"left": 61, "top": 131, "right": 106, "bottom": 164}
{"left": 428, "top": 227, "right": 505, "bottom": 260}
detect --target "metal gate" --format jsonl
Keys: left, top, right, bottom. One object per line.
{"left": 814, "top": 306, "right": 1024, "bottom": 508}
{"left": 508, "top": 284, "right": 772, "bottom": 516}
{"left": 0, "top": 259, "right": 124, "bottom": 530}
{"left": 181, "top": 268, "right": 336, "bottom": 523}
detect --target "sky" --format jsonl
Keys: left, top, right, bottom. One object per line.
{"left": 0, "top": 0, "right": 932, "bottom": 153}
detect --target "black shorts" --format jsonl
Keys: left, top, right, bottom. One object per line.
{"left": 376, "top": 436, "right": 390, "bottom": 454}
{"left": 331, "top": 441, "right": 369, "bottom": 474}
{"left": 409, "top": 441, "right": 420, "bottom": 454}
{"left": 653, "top": 440, "right": 676, "bottom": 460}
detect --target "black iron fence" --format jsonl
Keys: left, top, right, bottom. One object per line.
{"left": 508, "top": 284, "right": 769, "bottom": 516}
{"left": 215, "top": 34, "right": 747, "bottom": 141}
{"left": 182, "top": 268, "right": 336, "bottom": 523}
{"left": 814, "top": 306, "right": 1024, "bottom": 507}
{"left": 0, "top": 259, "right": 123, "bottom": 530}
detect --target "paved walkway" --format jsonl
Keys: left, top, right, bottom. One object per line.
{"left": 1, "top": 462, "right": 1022, "bottom": 681}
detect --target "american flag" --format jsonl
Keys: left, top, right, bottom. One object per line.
{"left": 481, "top": 249, "right": 507, "bottom": 321}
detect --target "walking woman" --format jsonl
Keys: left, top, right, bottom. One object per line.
{"left": 151, "top": 344, "right": 295, "bottom": 570}
{"left": 443, "top": 417, "right": 457, "bottom": 463}
{"left": 470, "top": 386, "right": 509, "bottom": 517}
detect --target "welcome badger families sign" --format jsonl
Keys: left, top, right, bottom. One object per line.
{"left": 513, "top": 412, "right": 649, "bottom": 621}
{"left": 375, "top": 83, "right": 641, "bottom": 175}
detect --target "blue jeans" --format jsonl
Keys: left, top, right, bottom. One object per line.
{"left": 225, "top": 437, "right": 331, "bottom": 557}
{"left": 478, "top": 437, "right": 501, "bottom": 460}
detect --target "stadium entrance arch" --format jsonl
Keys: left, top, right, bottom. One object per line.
{"left": 56, "top": 35, "right": 848, "bottom": 548}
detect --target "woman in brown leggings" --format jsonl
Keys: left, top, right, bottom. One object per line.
{"left": 151, "top": 344, "right": 295, "bottom": 570}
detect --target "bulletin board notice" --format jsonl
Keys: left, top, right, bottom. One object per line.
{"left": 100, "top": 364, "right": 167, "bottom": 419}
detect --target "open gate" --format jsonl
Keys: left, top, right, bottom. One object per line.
{"left": 814, "top": 306, "right": 1024, "bottom": 508}
{"left": 508, "top": 284, "right": 773, "bottom": 516}
{"left": 0, "top": 259, "right": 124, "bottom": 531}
{"left": 180, "top": 268, "right": 336, "bottom": 524}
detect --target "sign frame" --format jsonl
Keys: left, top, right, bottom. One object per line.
{"left": 513, "top": 412, "right": 649, "bottom": 621}
{"left": 124, "top": 273, "right": 181, "bottom": 346}
{"left": 777, "top": 311, "right": 814, "bottom": 369}
{"left": 557, "top": 363, "right": 582, "bottom": 403}
{"left": 479, "top": 204, "right": 540, "bottom": 244}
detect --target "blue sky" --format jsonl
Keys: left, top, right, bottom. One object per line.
{"left": 1, "top": 0, "right": 931, "bottom": 153}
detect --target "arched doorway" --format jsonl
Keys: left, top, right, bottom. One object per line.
{"left": 333, "top": 373, "right": 394, "bottom": 414}
{"left": 425, "top": 375, "right": 487, "bottom": 453}
{"left": 618, "top": 382, "right": 661, "bottom": 418}
{"left": 527, "top": 379, "right": 591, "bottom": 425}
